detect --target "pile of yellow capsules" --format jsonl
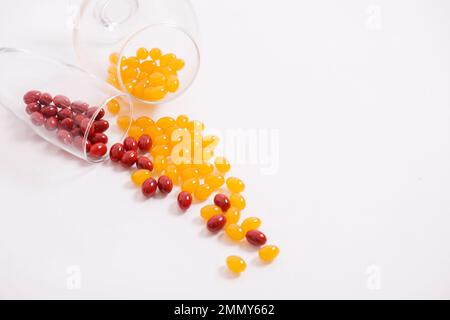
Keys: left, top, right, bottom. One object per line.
{"left": 107, "top": 47, "right": 184, "bottom": 102}
{"left": 107, "top": 104, "right": 280, "bottom": 274}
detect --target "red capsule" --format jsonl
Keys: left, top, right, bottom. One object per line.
{"left": 30, "top": 112, "right": 45, "bottom": 126}
{"left": 80, "top": 118, "right": 95, "bottom": 138}
{"left": 142, "top": 178, "right": 158, "bottom": 198}
{"left": 123, "top": 136, "right": 138, "bottom": 151}
{"left": 57, "top": 108, "right": 73, "bottom": 119}
{"left": 213, "top": 194, "right": 231, "bottom": 212}
{"left": 59, "top": 118, "right": 74, "bottom": 131}
{"left": 245, "top": 230, "right": 267, "bottom": 246}
{"left": 56, "top": 130, "right": 73, "bottom": 145}
{"left": 177, "top": 191, "right": 192, "bottom": 210}
{"left": 89, "top": 142, "right": 107, "bottom": 158}
{"left": 136, "top": 156, "right": 153, "bottom": 170}
{"left": 138, "top": 134, "right": 152, "bottom": 152}
{"left": 39, "top": 93, "right": 53, "bottom": 105}
{"left": 70, "top": 127, "right": 82, "bottom": 137}
{"left": 207, "top": 214, "right": 227, "bottom": 232}
{"left": 25, "top": 103, "right": 41, "bottom": 115}
{"left": 86, "top": 107, "right": 105, "bottom": 120}
{"left": 109, "top": 143, "right": 125, "bottom": 162}
{"left": 121, "top": 150, "right": 138, "bottom": 167}
{"left": 44, "top": 116, "right": 58, "bottom": 131}
{"left": 73, "top": 114, "right": 86, "bottom": 125}
{"left": 158, "top": 175, "right": 173, "bottom": 194}
{"left": 71, "top": 101, "right": 89, "bottom": 114}
{"left": 74, "top": 136, "right": 91, "bottom": 152}
{"left": 90, "top": 132, "right": 108, "bottom": 144}
{"left": 41, "top": 105, "right": 58, "bottom": 118}
{"left": 23, "top": 90, "right": 41, "bottom": 104}
{"left": 94, "top": 119, "right": 109, "bottom": 132}
{"left": 53, "top": 95, "right": 71, "bottom": 108}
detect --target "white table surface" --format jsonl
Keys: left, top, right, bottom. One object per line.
{"left": 0, "top": 0, "right": 449, "bottom": 299}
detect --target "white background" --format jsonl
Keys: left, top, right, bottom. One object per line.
{"left": 0, "top": 0, "right": 449, "bottom": 299}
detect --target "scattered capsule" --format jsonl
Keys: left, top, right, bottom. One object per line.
{"left": 200, "top": 205, "right": 222, "bottom": 221}
{"left": 226, "top": 255, "right": 246, "bottom": 274}
{"left": 158, "top": 175, "right": 173, "bottom": 194}
{"left": 142, "top": 178, "right": 158, "bottom": 198}
{"left": 214, "top": 156, "right": 231, "bottom": 173}
{"left": 225, "top": 224, "right": 245, "bottom": 241}
{"left": 241, "top": 217, "right": 261, "bottom": 233}
{"left": 226, "top": 177, "right": 245, "bottom": 193}
{"left": 246, "top": 230, "right": 267, "bottom": 246}
{"left": 207, "top": 214, "right": 226, "bottom": 233}
{"left": 204, "top": 173, "right": 225, "bottom": 189}
{"left": 258, "top": 245, "right": 280, "bottom": 262}
{"left": 131, "top": 169, "right": 152, "bottom": 186}
{"left": 194, "top": 184, "right": 212, "bottom": 201}
{"left": 181, "top": 177, "right": 200, "bottom": 193}
{"left": 230, "top": 193, "right": 246, "bottom": 210}
{"left": 177, "top": 191, "right": 192, "bottom": 210}
{"left": 224, "top": 207, "right": 240, "bottom": 225}
{"left": 214, "top": 194, "right": 231, "bottom": 212}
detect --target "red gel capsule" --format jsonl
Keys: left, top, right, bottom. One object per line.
{"left": 177, "top": 191, "right": 192, "bottom": 210}
{"left": 142, "top": 178, "right": 158, "bottom": 198}
{"left": 25, "top": 103, "right": 41, "bottom": 115}
{"left": 123, "top": 136, "right": 138, "bottom": 151}
{"left": 39, "top": 93, "right": 53, "bottom": 105}
{"left": 30, "top": 112, "right": 45, "bottom": 126}
{"left": 80, "top": 118, "right": 95, "bottom": 137}
{"left": 109, "top": 143, "right": 125, "bottom": 162}
{"left": 59, "top": 118, "right": 74, "bottom": 131}
{"left": 53, "top": 95, "right": 71, "bottom": 108}
{"left": 94, "top": 119, "right": 109, "bottom": 132}
{"left": 23, "top": 90, "right": 41, "bottom": 104}
{"left": 207, "top": 214, "right": 227, "bottom": 233}
{"left": 89, "top": 142, "right": 107, "bottom": 158}
{"left": 73, "top": 114, "right": 86, "bottom": 125}
{"left": 74, "top": 136, "right": 91, "bottom": 152}
{"left": 44, "top": 116, "right": 58, "bottom": 131}
{"left": 213, "top": 194, "right": 231, "bottom": 212}
{"left": 56, "top": 130, "right": 73, "bottom": 145}
{"left": 121, "top": 150, "right": 138, "bottom": 167}
{"left": 71, "top": 127, "right": 82, "bottom": 137}
{"left": 41, "top": 105, "right": 58, "bottom": 118}
{"left": 136, "top": 156, "right": 153, "bottom": 170}
{"left": 86, "top": 107, "right": 105, "bottom": 120}
{"left": 158, "top": 175, "right": 173, "bottom": 194}
{"left": 57, "top": 108, "right": 73, "bottom": 119}
{"left": 90, "top": 132, "right": 108, "bottom": 144}
{"left": 138, "top": 134, "right": 152, "bottom": 152}
{"left": 71, "top": 101, "right": 89, "bottom": 114}
{"left": 245, "top": 230, "right": 267, "bottom": 246}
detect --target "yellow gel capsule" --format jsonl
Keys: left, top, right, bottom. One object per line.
{"left": 124, "top": 79, "right": 137, "bottom": 93}
{"left": 226, "top": 255, "right": 246, "bottom": 273}
{"left": 225, "top": 207, "right": 240, "bottom": 225}
{"left": 241, "top": 217, "right": 261, "bottom": 233}
{"left": 181, "top": 167, "right": 200, "bottom": 181}
{"left": 159, "top": 53, "right": 176, "bottom": 67}
{"left": 140, "top": 60, "right": 156, "bottom": 73}
{"left": 164, "top": 164, "right": 179, "bottom": 185}
{"left": 124, "top": 57, "right": 140, "bottom": 68}
{"left": 214, "top": 157, "right": 231, "bottom": 173}
{"left": 225, "top": 224, "right": 245, "bottom": 241}
{"left": 137, "top": 71, "right": 150, "bottom": 81}
{"left": 258, "top": 245, "right": 280, "bottom": 262}
{"left": 158, "top": 66, "right": 175, "bottom": 77}
{"left": 144, "top": 85, "right": 167, "bottom": 101}
{"left": 107, "top": 99, "right": 120, "bottom": 115}
{"left": 230, "top": 193, "right": 246, "bottom": 210}
{"left": 153, "top": 156, "right": 168, "bottom": 173}
{"left": 226, "top": 177, "right": 245, "bottom": 193}
{"left": 204, "top": 173, "right": 225, "bottom": 189}
{"left": 200, "top": 205, "right": 222, "bottom": 221}
{"left": 131, "top": 169, "right": 152, "bottom": 186}
{"left": 181, "top": 177, "right": 199, "bottom": 193}
{"left": 149, "top": 48, "right": 162, "bottom": 60}
{"left": 166, "top": 75, "right": 179, "bottom": 93}
{"left": 170, "top": 58, "right": 185, "bottom": 71}
{"left": 149, "top": 72, "right": 166, "bottom": 86}
{"left": 135, "top": 116, "right": 154, "bottom": 129}
{"left": 116, "top": 115, "right": 131, "bottom": 131}
{"left": 136, "top": 47, "right": 149, "bottom": 60}
{"left": 151, "top": 145, "right": 170, "bottom": 157}
{"left": 153, "top": 134, "right": 169, "bottom": 146}
{"left": 128, "top": 125, "right": 143, "bottom": 140}
{"left": 121, "top": 67, "right": 138, "bottom": 81}
{"left": 143, "top": 125, "right": 163, "bottom": 141}
{"left": 133, "top": 79, "right": 150, "bottom": 99}
{"left": 109, "top": 52, "right": 119, "bottom": 64}
{"left": 176, "top": 115, "right": 189, "bottom": 128}
{"left": 197, "top": 162, "right": 214, "bottom": 176}
{"left": 156, "top": 116, "right": 176, "bottom": 130}
{"left": 194, "top": 184, "right": 212, "bottom": 201}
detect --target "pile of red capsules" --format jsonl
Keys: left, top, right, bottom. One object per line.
{"left": 23, "top": 90, "right": 110, "bottom": 158}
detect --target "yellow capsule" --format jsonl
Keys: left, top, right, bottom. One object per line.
{"left": 204, "top": 173, "right": 225, "bottom": 189}
{"left": 131, "top": 169, "right": 152, "bottom": 186}
{"left": 164, "top": 164, "right": 179, "bottom": 185}
{"left": 258, "top": 245, "right": 280, "bottom": 262}
{"left": 196, "top": 162, "right": 214, "bottom": 176}
{"left": 124, "top": 79, "right": 137, "bottom": 93}
{"left": 230, "top": 193, "right": 246, "bottom": 210}
{"left": 176, "top": 115, "right": 189, "bottom": 128}
{"left": 121, "top": 67, "right": 138, "bottom": 81}
{"left": 156, "top": 117, "right": 176, "bottom": 130}
{"left": 241, "top": 217, "right": 261, "bottom": 233}
{"left": 149, "top": 48, "right": 162, "bottom": 60}
{"left": 107, "top": 99, "right": 120, "bottom": 115}
{"left": 226, "top": 255, "right": 246, "bottom": 273}
{"left": 194, "top": 184, "right": 212, "bottom": 201}
{"left": 166, "top": 75, "right": 179, "bottom": 93}
{"left": 214, "top": 156, "right": 231, "bottom": 173}
{"left": 160, "top": 53, "right": 176, "bottom": 67}
{"left": 133, "top": 79, "right": 150, "bottom": 99}
{"left": 137, "top": 71, "right": 150, "bottom": 81}
{"left": 200, "top": 205, "right": 222, "bottom": 221}
{"left": 181, "top": 167, "right": 200, "bottom": 181}
{"left": 164, "top": 125, "right": 178, "bottom": 139}
{"left": 124, "top": 56, "right": 140, "bottom": 68}
{"left": 148, "top": 72, "right": 166, "bottom": 86}
{"left": 181, "top": 177, "right": 199, "bottom": 193}
{"left": 109, "top": 52, "right": 119, "bottom": 64}
{"left": 135, "top": 116, "right": 154, "bottom": 129}
{"left": 128, "top": 125, "right": 143, "bottom": 140}
{"left": 157, "top": 66, "right": 175, "bottom": 77}
{"left": 143, "top": 125, "right": 163, "bottom": 141}
{"left": 225, "top": 207, "right": 240, "bottom": 225}
{"left": 170, "top": 58, "right": 185, "bottom": 71}
{"left": 116, "top": 115, "right": 131, "bottom": 131}
{"left": 151, "top": 145, "right": 170, "bottom": 157}
{"left": 136, "top": 47, "right": 149, "bottom": 60}
{"left": 226, "top": 177, "right": 245, "bottom": 193}
{"left": 144, "top": 85, "right": 167, "bottom": 101}
{"left": 225, "top": 224, "right": 245, "bottom": 241}
{"left": 153, "top": 134, "right": 169, "bottom": 146}
{"left": 140, "top": 60, "right": 156, "bottom": 73}
{"left": 153, "top": 156, "right": 168, "bottom": 173}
